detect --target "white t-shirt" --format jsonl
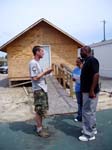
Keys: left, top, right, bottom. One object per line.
{"left": 29, "top": 59, "right": 47, "bottom": 92}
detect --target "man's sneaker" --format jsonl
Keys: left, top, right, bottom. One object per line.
{"left": 93, "top": 128, "right": 97, "bottom": 135}
{"left": 74, "top": 118, "right": 78, "bottom": 122}
{"left": 42, "top": 126, "right": 49, "bottom": 132}
{"left": 79, "top": 135, "right": 95, "bottom": 141}
{"left": 81, "top": 129, "right": 97, "bottom": 135}
{"left": 74, "top": 118, "right": 82, "bottom": 122}
{"left": 37, "top": 129, "right": 50, "bottom": 138}
{"left": 34, "top": 125, "right": 49, "bottom": 132}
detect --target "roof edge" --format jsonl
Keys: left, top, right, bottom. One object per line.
{"left": 0, "top": 18, "right": 84, "bottom": 51}
{"left": 90, "top": 39, "right": 112, "bottom": 48}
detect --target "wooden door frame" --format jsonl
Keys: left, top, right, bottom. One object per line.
{"left": 40, "top": 45, "right": 51, "bottom": 67}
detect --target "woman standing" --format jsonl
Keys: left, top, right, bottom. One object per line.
{"left": 72, "top": 57, "right": 83, "bottom": 122}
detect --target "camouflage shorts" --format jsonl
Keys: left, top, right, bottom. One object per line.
{"left": 34, "top": 89, "right": 49, "bottom": 117}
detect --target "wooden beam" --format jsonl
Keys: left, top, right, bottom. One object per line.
{"left": 10, "top": 80, "right": 31, "bottom": 88}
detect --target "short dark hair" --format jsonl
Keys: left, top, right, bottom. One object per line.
{"left": 32, "top": 46, "right": 41, "bottom": 56}
{"left": 82, "top": 46, "right": 91, "bottom": 53}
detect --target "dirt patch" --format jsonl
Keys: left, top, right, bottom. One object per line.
{"left": 0, "top": 74, "right": 34, "bottom": 122}
{"left": 0, "top": 74, "right": 112, "bottom": 122}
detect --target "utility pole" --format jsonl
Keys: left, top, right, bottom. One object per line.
{"left": 101, "top": 20, "right": 106, "bottom": 41}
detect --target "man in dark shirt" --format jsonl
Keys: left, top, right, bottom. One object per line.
{"left": 79, "top": 46, "right": 100, "bottom": 142}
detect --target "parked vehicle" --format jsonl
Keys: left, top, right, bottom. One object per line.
{"left": 0, "top": 63, "right": 8, "bottom": 74}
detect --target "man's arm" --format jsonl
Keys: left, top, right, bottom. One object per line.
{"left": 32, "top": 68, "right": 53, "bottom": 80}
{"left": 89, "top": 58, "right": 99, "bottom": 98}
{"left": 89, "top": 73, "right": 99, "bottom": 98}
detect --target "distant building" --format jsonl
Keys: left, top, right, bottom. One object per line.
{"left": 0, "top": 58, "right": 7, "bottom": 66}
{"left": 0, "top": 18, "right": 84, "bottom": 85}
{"left": 90, "top": 39, "right": 112, "bottom": 78}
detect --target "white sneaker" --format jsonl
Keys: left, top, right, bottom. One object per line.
{"left": 74, "top": 118, "right": 78, "bottom": 122}
{"left": 93, "top": 129, "right": 97, "bottom": 135}
{"left": 79, "top": 135, "right": 95, "bottom": 141}
{"left": 81, "top": 129, "right": 97, "bottom": 135}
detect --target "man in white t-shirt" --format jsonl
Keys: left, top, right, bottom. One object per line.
{"left": 29, "top": 46, "right": 52, "bottom": 138}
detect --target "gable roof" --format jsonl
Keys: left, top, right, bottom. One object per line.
{"left": 0, "top": 18, "right": 84, "bottom": 51}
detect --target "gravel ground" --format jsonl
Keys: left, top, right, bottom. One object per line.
{"left": 0, "top": 74, "right": 34, "bottom": 122}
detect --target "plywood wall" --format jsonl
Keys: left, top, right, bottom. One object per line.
{"left": 5, "top": 22, "right": 78, "bottom": 81}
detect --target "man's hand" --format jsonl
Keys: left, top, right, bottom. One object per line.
{"left": 32, "top": 68, "right": 53, "bottom": 81}
{"left": 89, "top": 90, "right": 96, "bottom": 99}
{"left": 44, "top": 68, "right": 53, "bottom": 75}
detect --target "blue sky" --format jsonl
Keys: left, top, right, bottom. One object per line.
{"left": 0, "top": 0, "right": 112, "bottom": 56}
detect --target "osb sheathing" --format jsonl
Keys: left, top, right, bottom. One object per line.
{"left": 5, "top": 22, "right": 79, "bottom": 81}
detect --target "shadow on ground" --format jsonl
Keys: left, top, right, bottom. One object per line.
{"left": 9, "top": 121, "right": 36, "bottom": 135}
{"left": 47, "top": 114, "right": 81, "bottom": 139}
{"left": 0, "top": 77, "right": 9, "bottom": 87}
{"left": 0, "top": 109, "right": 112, "bottom": 150}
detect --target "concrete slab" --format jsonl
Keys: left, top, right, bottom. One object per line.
{"left": 47, "top": 76, "right": 77, "bottom": 115}
{"left": 100, "top": 77, "right": 112, "bottom": 92}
